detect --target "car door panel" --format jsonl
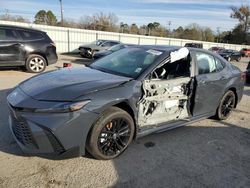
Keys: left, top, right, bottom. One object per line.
{"left": 193, "top": 72, "right": 228, "bottom": 116}
{"left": 138, "top": 77, "right": 192, "bottom": 127}
{"left": 192, "top": 52, "right": 230, "bottom": 117}
{"left": 0, "top": 42, "right": 25, "bottom": 65}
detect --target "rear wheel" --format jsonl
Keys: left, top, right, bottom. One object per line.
{"left": 87, "top": 107, "right": 134, "bottom": 160}
{"left": 216, "top": 91, "right": 236, "bottom": 120}
{"left": 26, "top": 55, "right": 46, "bottom": 73}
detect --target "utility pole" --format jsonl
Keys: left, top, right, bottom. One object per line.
{"left": 216, "top": 27, "right": 221, "bottom": 43}
{"left": 59, "top": 0, "right": 64, "bottom": 26}
{"left": 168, "top": 21, "right": 172, "bottom": 37}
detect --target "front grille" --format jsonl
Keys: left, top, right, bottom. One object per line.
{"left": 12, "top": 119, "right": 38, "bottom": 149}
{"left": 44, "top": 129, "right": 65, "bottom": 153}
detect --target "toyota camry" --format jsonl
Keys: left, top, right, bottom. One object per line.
{"left": 7, "top": 46, "right": 245, "bottom": 160}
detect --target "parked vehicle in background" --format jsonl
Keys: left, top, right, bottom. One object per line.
{"left": 79, "top": 40, "right": 121, "bottom": 59}
{"left": 208, "top": 47, "right": 225, "bottom": 53}
{"left": 184, "top": 43, "right": 203, "bottom": 48}
{"left": 0, "top": 25, "right": 57, "bottom": 73}
{"left": 240, "top": 48, "right": 250, "bottom": 57}
{"left": 246, "top": 61, "right": 250, "bottom": 84}
{"left": 218, "top": 49, "right": 241, "bottom": 62}
{"left": 7, "top": 46, "right": 245, "bottom": 160}
{"left": 93, "top": 44, "right": 133, "bottom": 59}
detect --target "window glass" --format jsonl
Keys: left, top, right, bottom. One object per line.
{"left": 18, "top": 30, "right": 43, "bottom": 40}
{"left": 196, "top": 52, "right": 217, "bottom": 74}
{"left": 215, "top": 58, "right": 224, "bottom": 71}
{"left": 0, "top": 28, "right": 19, "bottom": 41}
{"left": 102, "top": 42, "right": 112, "bottom": 47}
{"left": 91, "top": 48, "right": 162, "bottom": 78}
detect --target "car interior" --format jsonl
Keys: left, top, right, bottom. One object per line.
{"left": 152, "top": 56, "right": 191, "bottom": 80}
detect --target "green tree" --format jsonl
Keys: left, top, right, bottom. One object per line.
{"left": 130, "top": 23, "right": 139, "bottom": 34}
{"left": 120, "top": 22, "right": 129, "bottom": 33}
{"left": 46, "top": 10, "right": 57, "bottom": 25}
{"left": 34, "top": 10, "right": 57, "bottom": 26}
{"left": 202, "top": 27, "right": 214, "bottom": 42}
{"left": 34, "top": 10, "right": 47, "bottom": 24}
{"left": 147, "top": 23, "right": 155, "bottom": 35}
{"left": 231, "top": 4, "right": 250, "bottom": 42}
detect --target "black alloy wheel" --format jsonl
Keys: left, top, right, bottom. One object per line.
{"left": 87, "top": 107, "right": 134, "bottom": 160}
{"left": 216, "top": 91, "right": 236, "bottom": 120}
{"left": 98, "top": 118, "right": 131, "bottom": 157}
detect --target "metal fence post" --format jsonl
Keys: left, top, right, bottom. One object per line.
{"left": 67, "top": 29, "right": 70, "bottom": 53}
{"left": 96, "top": 33, "right": 99, "bottom": 40}
{"left": 138, "top": 37, "right": 141, "bottom": 45}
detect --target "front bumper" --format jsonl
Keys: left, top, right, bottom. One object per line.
{"left": 8, "top": 104, "right": 99, "bottom": 159}
{"left": 79, "top": 47, "right": 93, "bottom": 58}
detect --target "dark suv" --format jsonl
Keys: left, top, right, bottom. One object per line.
{"left": 0, "top": 25, "right": 58, "bottom": 73}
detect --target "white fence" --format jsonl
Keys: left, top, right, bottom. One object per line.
{"left": 1, "top": 20, "right": 249, "bottom": 53}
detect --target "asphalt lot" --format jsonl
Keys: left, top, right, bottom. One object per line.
{"left": 0, "top": 55, "right": 250, "bottom": 188}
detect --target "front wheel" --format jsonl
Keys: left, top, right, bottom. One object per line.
{"left": 87, "top": 107, "right": 135, "bottom": 160}
{"left": 216, "top": 91, "right": 236, "bottom": 120}
{"left": 26, "top": 55, "right": 46, "bottom": 73}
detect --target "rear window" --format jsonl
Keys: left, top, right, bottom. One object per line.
{"left": 0, "top": 28, "right": 19, "bottom": 41}
{"left": 18, "top": 30, "right": 44, "bottom": 41}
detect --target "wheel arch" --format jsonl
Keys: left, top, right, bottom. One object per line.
{"left": 26, "top": 52, "right": 48, "bottom": 65}
{"left": 86, "top": 100, "right": 138, "bottom": 149}
{"left": 227, "top": 87, "right": 238, "bottom": 108}
{"left": 114, "top": 101, "right": 138, "bottom": 139}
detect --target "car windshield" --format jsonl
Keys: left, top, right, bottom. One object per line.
{"left": 108, "top": 44, "right": 124, "bottom": 52}
{"left": 220, "top": 50, "right": 230, "bottom": 53}
{"left": 90, "top": 48, "right": 163, "bottom": 78}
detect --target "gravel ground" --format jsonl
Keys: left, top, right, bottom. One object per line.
{"left": 0, "top": 55, "right": 249, "bottom": 188}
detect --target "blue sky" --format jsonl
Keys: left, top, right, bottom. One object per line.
{"left": 0, "top": 0, "right": 249, "bottom": 31}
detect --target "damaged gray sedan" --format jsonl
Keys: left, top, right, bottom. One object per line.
{"left": 7, "top": 46, "right": 245, "bottom": 160}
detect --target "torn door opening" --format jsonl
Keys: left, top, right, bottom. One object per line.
{"left": 138, "top": 47, "right": 192, "bottom": 127}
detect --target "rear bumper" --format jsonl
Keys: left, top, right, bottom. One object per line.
{"left": 47, "top": 53, "right": 58, "bottom": 65}
{"left": 46, "top": 46, "right": 58, "bottom": 65}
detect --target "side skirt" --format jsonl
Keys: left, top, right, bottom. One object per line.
{"left": 136, "top": 112, "right": 214, "bottom": 139}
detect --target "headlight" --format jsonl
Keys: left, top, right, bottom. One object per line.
{"left": 35, "top": 100, "right": 91, "bottom": 113}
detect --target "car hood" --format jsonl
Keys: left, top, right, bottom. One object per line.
{"left": 94, "top": 50, "right": 112, "bottom": 56}
{"left": 19, "top": 67, "right": 131, "bottom": 101}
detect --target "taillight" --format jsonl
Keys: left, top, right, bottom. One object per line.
{"left": 241, "top": 72, "right": 246, "bottom": 81}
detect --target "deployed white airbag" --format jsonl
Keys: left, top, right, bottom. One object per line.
{"left": 170, "top": 47, "right": 189, "bottom": 63}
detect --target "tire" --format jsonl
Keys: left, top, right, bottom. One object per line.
{"left": 236, "top": 57, "right": 241, "bottom": 62}
{"left": 87, "top": 107, "right": 135, "bottom": 160}
{"left": 216, "top": 91, "right": 236, "bottom": 120}
{"left": 26, "top": 55, "right": 46, "bottom": 73}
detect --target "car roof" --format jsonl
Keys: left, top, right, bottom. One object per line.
{"left": 132, "top": 45, "right": 181, "bottom": 51}
{"left": 98, "top": 39, "right": 120, "bottom": 43}
{"left": 0, "top": 24, "right": 45, "bottom": 33}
